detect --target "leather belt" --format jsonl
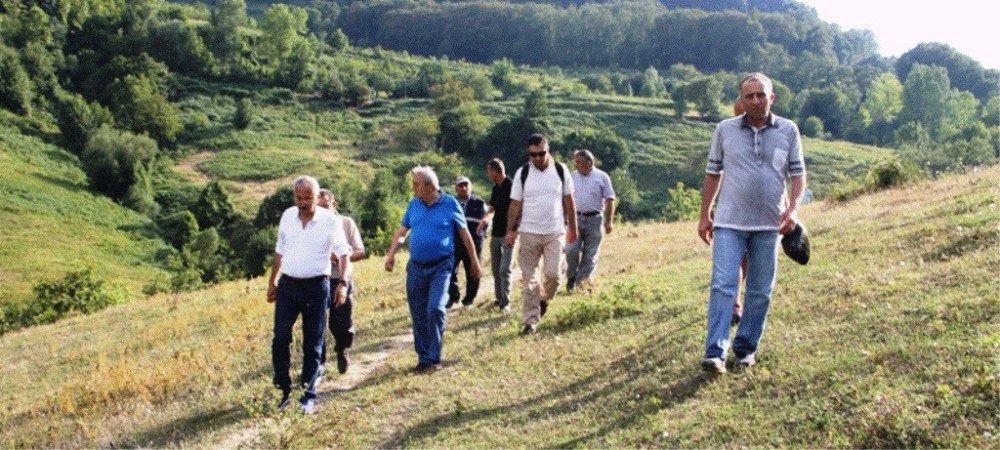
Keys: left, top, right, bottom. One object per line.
{"left": 577, "top": 211, "right": 601, "bottom": 217}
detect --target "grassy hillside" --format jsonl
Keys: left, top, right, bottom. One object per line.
{"left": 0, "top": 118, "right": 171, "bottom": 308}
{"left": 2, "top": 167, "right": 996, "bottom": 447}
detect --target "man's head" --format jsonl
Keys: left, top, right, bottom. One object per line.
{"left": 486, "top": 158, "right": 506, "bottom": 184}
{"left": 318, "top": 188, "right": 334, "bottom": 209}
{"left": 525, "top": 133, "right": 550, "bottom": 171}
{"left": 738, "top": 72, "right": 775, "bottom": 123}
{"left": 573, "top": 149, "right": 595, "bottom": 175}
{"left": 411, "top": 166, "right": 440, "bottom": 202}
{"left": 455, "top": 176, "right": 471, "bottom": 200}
{"left": 293, "top": 176, "right": 320, "bottom": 214}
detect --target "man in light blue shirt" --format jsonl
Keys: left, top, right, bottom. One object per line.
{"left": 565, "top": 149, "right": 616, "bottom": 292}
{"left": 697, "top": 72, "right": 806, "bottom": 374}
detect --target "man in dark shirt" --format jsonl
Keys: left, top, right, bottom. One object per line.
{"left": 448, "top": 176, "right": 487, "bottom": 307}
{"left": 479, "top": 158, "right": 514, "bottom": 313}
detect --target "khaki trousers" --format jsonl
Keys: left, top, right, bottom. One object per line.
{"left": 517, "top": 232, "right": 565, "bottom": 325}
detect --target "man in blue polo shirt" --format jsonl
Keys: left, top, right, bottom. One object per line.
{"left": 385, "top": 166, "right": 482, "bottom": 372}
{"left": 697, "top": 72, "right": 806, "bottom": 374}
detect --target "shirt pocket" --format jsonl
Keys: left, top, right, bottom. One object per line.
{"left": 771, "top": 147, "right": 789, "bottom": 175}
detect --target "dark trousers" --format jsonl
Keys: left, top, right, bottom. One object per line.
{"left": 272, "top": 275, "right": 328, "bottom": 399}
{"left": 448, "top": 241, "right": 482, "bottom": 305}
{"left": 320, "top": 278, "right": 355, "bottom": 365}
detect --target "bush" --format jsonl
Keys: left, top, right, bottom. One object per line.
{"left": 557, "top": 128, "right": 630, "bottom": 172}
{"left": 107, "top": 75, "right": 183, "bottom": 147}
{"left": 802, "top": 116, "right": 825, "bottom": 138}
{"left": 0, "top": 44, "right": 32, "bottom": 115}
{"left": 866, "top": 158, "right": 911, "bottom": 190}
{"left": 233, "top": 97, "right": 256, "bottom": 130}
{"left": 663, "top": 182, "right": 700, "bottom": 221}
{"left": 81, "top": 127, "right": 159, "bottom": 207}
{"left": 549, "top": 282, "right": 644, "bottom": 332}
{"left": 1, "top": 267, "right": 128, "bottom": 333}
{"left": 51, "top": 90, "right": 115, "bottom": 154}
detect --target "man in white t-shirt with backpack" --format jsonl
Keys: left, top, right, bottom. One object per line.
{"left": 506, "top": 134, "right": 578, "bottom": 335}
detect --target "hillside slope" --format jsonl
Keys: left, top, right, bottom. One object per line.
{"left": 1, "top": 167, "right": 996, "bottom": 447}
{"left": 0, "top": 121, "right": 170, "bottom": 308}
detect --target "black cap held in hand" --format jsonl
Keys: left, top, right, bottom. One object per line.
{"left": 781, "top": 223, "right": 810, "bottom": 265}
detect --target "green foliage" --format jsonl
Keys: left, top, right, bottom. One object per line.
{"left": 197, "top": 150, "right": 315, "bottom": 182}
{"left": 206, "top": 0, "right": 252, "bottom": 77}
{"left": 549, "top": 281, "right": 644, "bottom": 332}
{"left": 260, "top": 4, "right": 319, "bottom": 88}
{"left": 394, "top": 115, "right": 440, "bottom": 152}
{"left": 438, "top": 103, "right": 488, "bottom": 156}
{"left": 242, "top": 227, "right": 277, "bottom": 278}
{"left": 866, "top": 157, "right": 913, "bottom": 190}
{"left": 81, "top": 127, "right": 158, "bottom": 208}
{"left": 233, "top": 98, "right": 256, "bottom": 130}
{"left": 147, "top": 21, "right": 214, "bottom": 77}
{"left": 639, "top": 66, "right": 665, "bottom": 98}
{"left": 685, "top": 76, "right": 723, "bottom": 119}
{"left": 901, "top": 64, "right": 950, "bottom": 135}
{"left": 1, "top": 267, "right": 127, "bottom": 334}
{"left": 107, "top": 75, "right": 183, "bottom": 147}
{"left": 608, "top": 168, "right": 639, "bottom": 219}
{"left": 0, "top": 44, "right": 32, "bottom": 115}
{"left": 662, "top": 182, "right": 700, "bottom": 222}
{"left": 798, "top": 85, "right": 853, "bottom": 137}
{"left": 157, "top": 210, "right": 199, "bottom": 249}
{"left": 557, "top": 127, "right": 629, "bottom": 172}
{"left": 52, "top": 90, "right": 115, "bottom": 154}
{"left": 801, "top": 116, "right": 824, "bottom": 138}
{"left": 191, "top": 181, "right": 238, "bottom": 232}
{"left": 358, "top": 170, "right": 405, "bottom": 255}
{"left": 896, "top": 42, "right": 998, "bottom": 101}
{"left": 254, "top": 184, "right": 293, "bottom": 228}
{"left": 858, "top": 73, "right": 904, "bottom": 145}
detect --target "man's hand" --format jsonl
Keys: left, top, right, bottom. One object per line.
{"left": 333, "top": 283, "right": 348, "bottom": 307}
{"left": 505, "top": 230, "right": 518, "bottom": 247}
{"left": 566, "top": 227, "right": 578, "bottom": 245}
{"left": 470, "top": 262, "right": 483, "bottom": 280}
{"left": 476, "top": 221, "right": 489, "bottom": 236}
{"left": 604, "top": 221, "right": 614, "bottom": 234}
{"left": 384, "top": 254, "right": 395, "bottom": 272}
{"left": 778, "top": 207, "right": 798, "bottom": 235}
{"left": 267, "top": 284, "right": 277, "bottom": 303}
{"left": 698, "top": 216, "right": 714, "bottom": 246}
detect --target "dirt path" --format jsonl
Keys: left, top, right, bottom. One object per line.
{"left": 215, "top": 333, "right": 413, "bottom": 448}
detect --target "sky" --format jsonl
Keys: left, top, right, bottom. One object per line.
{"left": 798, "top": 0, "right": 1000, "bottom": 70}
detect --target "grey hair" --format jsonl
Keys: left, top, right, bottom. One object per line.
{"left": 739, "top": 72, "right": 774, "bottom": 94}
{"left": 573, "top": 149, "right": 595, "bottom": 164}
{"left": 411, "top": 166, "right": 440, "bottom": 190}
{"left": 293, "top": 176, "right": 320, "bottom": 195}
{"left": 318, "top": 188, "right": 333, "bottom": 198}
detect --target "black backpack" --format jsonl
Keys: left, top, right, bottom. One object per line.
{"left": 519, "top": 162, "right": 566, "bottom": 190}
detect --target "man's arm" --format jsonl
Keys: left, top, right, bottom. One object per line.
{"left": 478, "top": 204, "right": 494, "bottom": 235}
{"left": 458, "top": 227, "right": 483, "bottom": 279}
{"left": 384, "top": 226, "right": 409, "bottom": 272}
{"left": 698, "top": 173, "right": 722, "bottom": 245}
{"left": 267, "top": 253, "right": 282, "bottom": 303}
{"left": 333, "top": 254, "right": 352, "bottom": 307}
{"left": 779, "top": 174, "right": 807, "bottom": 234}
{"left": 563, "top": 194, "right": 578, "bottom": 244}
{"left": 505, "top": 200, "right": 522, "bottom": 246}
{"left": 603, "top": 197, "right": 616, "bottom": 234}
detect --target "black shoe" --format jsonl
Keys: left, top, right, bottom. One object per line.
{"left": 413, "top": 362, "right": 442, "bottom": 373}
{"left": 336, "top": 350, "right": 349, "bottom": 374}
{"left": 446, "top": 299, "right": 457, "bottom": 309}
{"left": 461, "top": 298, "right": 474, "bottom": 306}
{"left": 520, "top": 324, "right": 537, "bottom": 336}
{"left": 540, "top": 300, "right": 549, "bottom": 317}
{"left": 731, "top": 313, "right": 741, "bottom": 327}
{"left": 277, "top": 389, "right": 292, "bottom": 410}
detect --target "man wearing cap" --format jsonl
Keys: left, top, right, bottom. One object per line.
{"left": 267, "top": 176, "right": 352, "bottom": 413}
{"left": 507, "top": 133, "right": 577, "bottom": 335}
{"left": 448, "top": 176, "right": 487, "bottom": 308}
{"left": 697, "top": 72, "right": 806, "bottom": 374}
{"left": 565, "top": 149, "right": 616, "bottom": 293}
{"left": 479, "top": 158, "right": 514, "bottom": 313}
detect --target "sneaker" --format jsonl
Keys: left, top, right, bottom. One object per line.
{"left": 299, "top": 397, "right": 317, "bottom": 414}
{"left": 500, "top": 305, "right": 511, "bottom": 315}
{"left": 520, "top": 324, "right": 538, "bottom": 336}
{"left": 462, "top": 298, "right": 474, "bottom": 307}
{"left": 315, "top": 364, "right": 325, "bottom": 384}
{"left": 276, "top": 390, "right": 292, "bottom": 410}
{"left": 336, "top": 350, "right": 349, "bottom": 374}
{"left": 701, "top": 357, "right": 727, "bottom": 374}
{"left": 540, "top": 300, "right": 549, "bottom": 317}
{"left": 413, "top": 362, "right": 442, "bottom": 373}
{"left": 736, "top": 353, "right": 756, "bottom": 368}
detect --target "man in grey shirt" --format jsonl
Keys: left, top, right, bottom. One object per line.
{"left": 565, "top": 149, "right": 615, "bottom": 292}
{"left": 697, "top": 72, "right": 806, "bottom": 374}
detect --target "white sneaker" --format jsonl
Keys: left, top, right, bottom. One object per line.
{"left": 701, "top": 357, "right": 727, "bottom": 374}
{"left": 737, "top": 353, "right": 756, "bottom": 368}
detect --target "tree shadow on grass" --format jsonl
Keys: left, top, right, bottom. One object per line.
{"left": 384, "top": 331, "right": 712, "bottom": 447}
{"left": 121, "top": 404, "right": 245, "bottom": 447}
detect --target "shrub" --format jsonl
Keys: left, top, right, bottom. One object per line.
{"left": 51, "top": 90, "right": 115, "bottom": 154}
{"left": 663, "top": 182, "right": 700, "bottom": 221}
{"left": 866, "top": 158, "right": 911, "bottom": 190}
{"left": 25, "top": 267, "right": 127, "bottom": 326}
{"left": 802, "top": 116, "right": 825, "bottom": 138}
{"left": 81, "top": 127, "right": 158, "bottom": 206}
{"left": 549, "top": 282, "right": 644, "bottom": 332}
{"left": 233, "top": 97, "right": 256, "bottom": 130}
{"left": 0, "top": 44, "right": 32, "bottom": 115}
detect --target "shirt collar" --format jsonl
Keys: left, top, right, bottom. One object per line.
{"left": 741, "top": 113, "right": 778, "bottom": 130}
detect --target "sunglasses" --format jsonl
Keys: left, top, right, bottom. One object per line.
{"left": 529, "top": 151, "right": 547, "bottom": 158}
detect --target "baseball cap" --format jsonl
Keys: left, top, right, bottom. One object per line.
{"left": 781, "top": 222, "right": 810, "bottom": 265}
{"left": 455, "top": 176, "right": 471, "bottom": 185}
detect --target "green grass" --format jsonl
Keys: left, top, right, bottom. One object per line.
{"left": 1, "top": 167, "right": 996, "bottom": 447}
{"left": 0, "top": 123, "right": 170, "bottom": 308}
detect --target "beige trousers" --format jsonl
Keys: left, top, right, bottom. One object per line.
{"left": 517, "top": 232, "right": 565, "bottom": 325}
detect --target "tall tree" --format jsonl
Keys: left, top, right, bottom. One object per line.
{"left": 858, "top": 73, "right": 904, "bottom": 146}
{"left": 900, "top": 64, "right": 950, "bottom": 135}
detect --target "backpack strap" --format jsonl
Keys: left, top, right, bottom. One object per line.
{"left": 520, "top": 162, "right": 566, "bottom": 190}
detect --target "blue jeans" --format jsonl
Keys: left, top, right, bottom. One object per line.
{"left": 566, "top": 213, "right": 604, "bottom": 288}
{"left": 704, "top": 227, "right": 779, "bottom": 359}
{"left": 406, "top": 255, "right": 454, "bottom": 365}
{"left": 272, "top": 275, "right": 329, "bottom": 398}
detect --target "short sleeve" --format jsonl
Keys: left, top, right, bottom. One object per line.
{"left": 346, "top": 218, "right": 365, "bottom": 253}
{"left": 510, "top": 168, "right": 524, "bottom": 201}
{"left": 788, "top": 124, "right": 806, "bottom": 177}
{"left": 331, "top": 217, "right": 352, "bottom": 257}
{"left": 274, "top": 212, "right": 286, "bottom": 255}
{"left": 602, "top": 172, "right": 616, "bottom": 199}
{"left": 562, "top": 164, "right": 574, "bottom": 195}
{"left": 401, "top": 200, "right": 414, "bottom": 228}
{"left": 706, "top": 125, "right": 724, "bottom": 174}
{"left": 450, "top": 197, "right": 468, "bottom": 231}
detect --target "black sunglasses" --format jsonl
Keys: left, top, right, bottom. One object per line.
{"left": 529, "top": 151, "right": 547, "bottom": 158}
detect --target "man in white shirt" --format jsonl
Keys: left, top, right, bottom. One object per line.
{"left": 506, "top": 134, "right": 578, "bottom": 335}
{"left": 565, "top": 149, "right": 616, "bottom": 292}
{"left": 266, "top": 176, "right": 352, "bottom": 414}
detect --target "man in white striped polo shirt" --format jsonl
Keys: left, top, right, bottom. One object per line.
{"left": 697, "top": 72, "right": 807, "bottom": 374}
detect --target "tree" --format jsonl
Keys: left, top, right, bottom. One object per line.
{"left": 106, "top": 75, "right": 183, "bottom": 148}
{"left": 233, "top": 98, "right": 255, "bottom": 130}
{"left": 260, "top": 4, "right": 319, "bottom": 88}
{"left": 858, "top": 73, "right": 903, "bottom": 146}
{"left": 0, "top": 45, "right": 32, "bottom": 115}
{"left": 395, "top": 115, "right": 440, "bottom": 152}
{"left": 207, "top": 0, "right": 251, "bottom": 77}
{"left": 663, "top": 182, "right": 700, "bottom": 222}
{"left": 900, "top": 64, "right": 950, "bottom": 136}
{"left": 192, "top": 181, "right": 239, "bottom": 232}
{"left": 897, "top": 42, "right": 997, "bottom": 100}
{"left": 429, "top": 79, "right": 475, "bottom": 114}
{"left": 798, "top": 85, "right": 853, "bottom": 137}
{"left": 801, "top": 116, "right": 824, "bottom": 138}
{"left": 522, "top": 89, "right": 549, "bottom": 119}
{"left": 81, "top": 127, "right": 158, "bottom": 207}
{"left": 685, "top": 76, "right": 723, "bottom": 119}
{"left": 557, "top": 128, "right": 630, "bottom": 172}
{"left": 639, "top": 66, "right": 664, "bottom": 98}
{"left": 52, "top": 90, "right": 115, "bottom": 154}
{"left": 438, "top": 103, "right": 489, "bottom": 157}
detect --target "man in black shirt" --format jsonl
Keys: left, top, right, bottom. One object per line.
{"left": 479, "top": 158, "right": 514, "bottom": 313}
{"left": 448, "top": 176, "right": 487, "bottom": 307}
